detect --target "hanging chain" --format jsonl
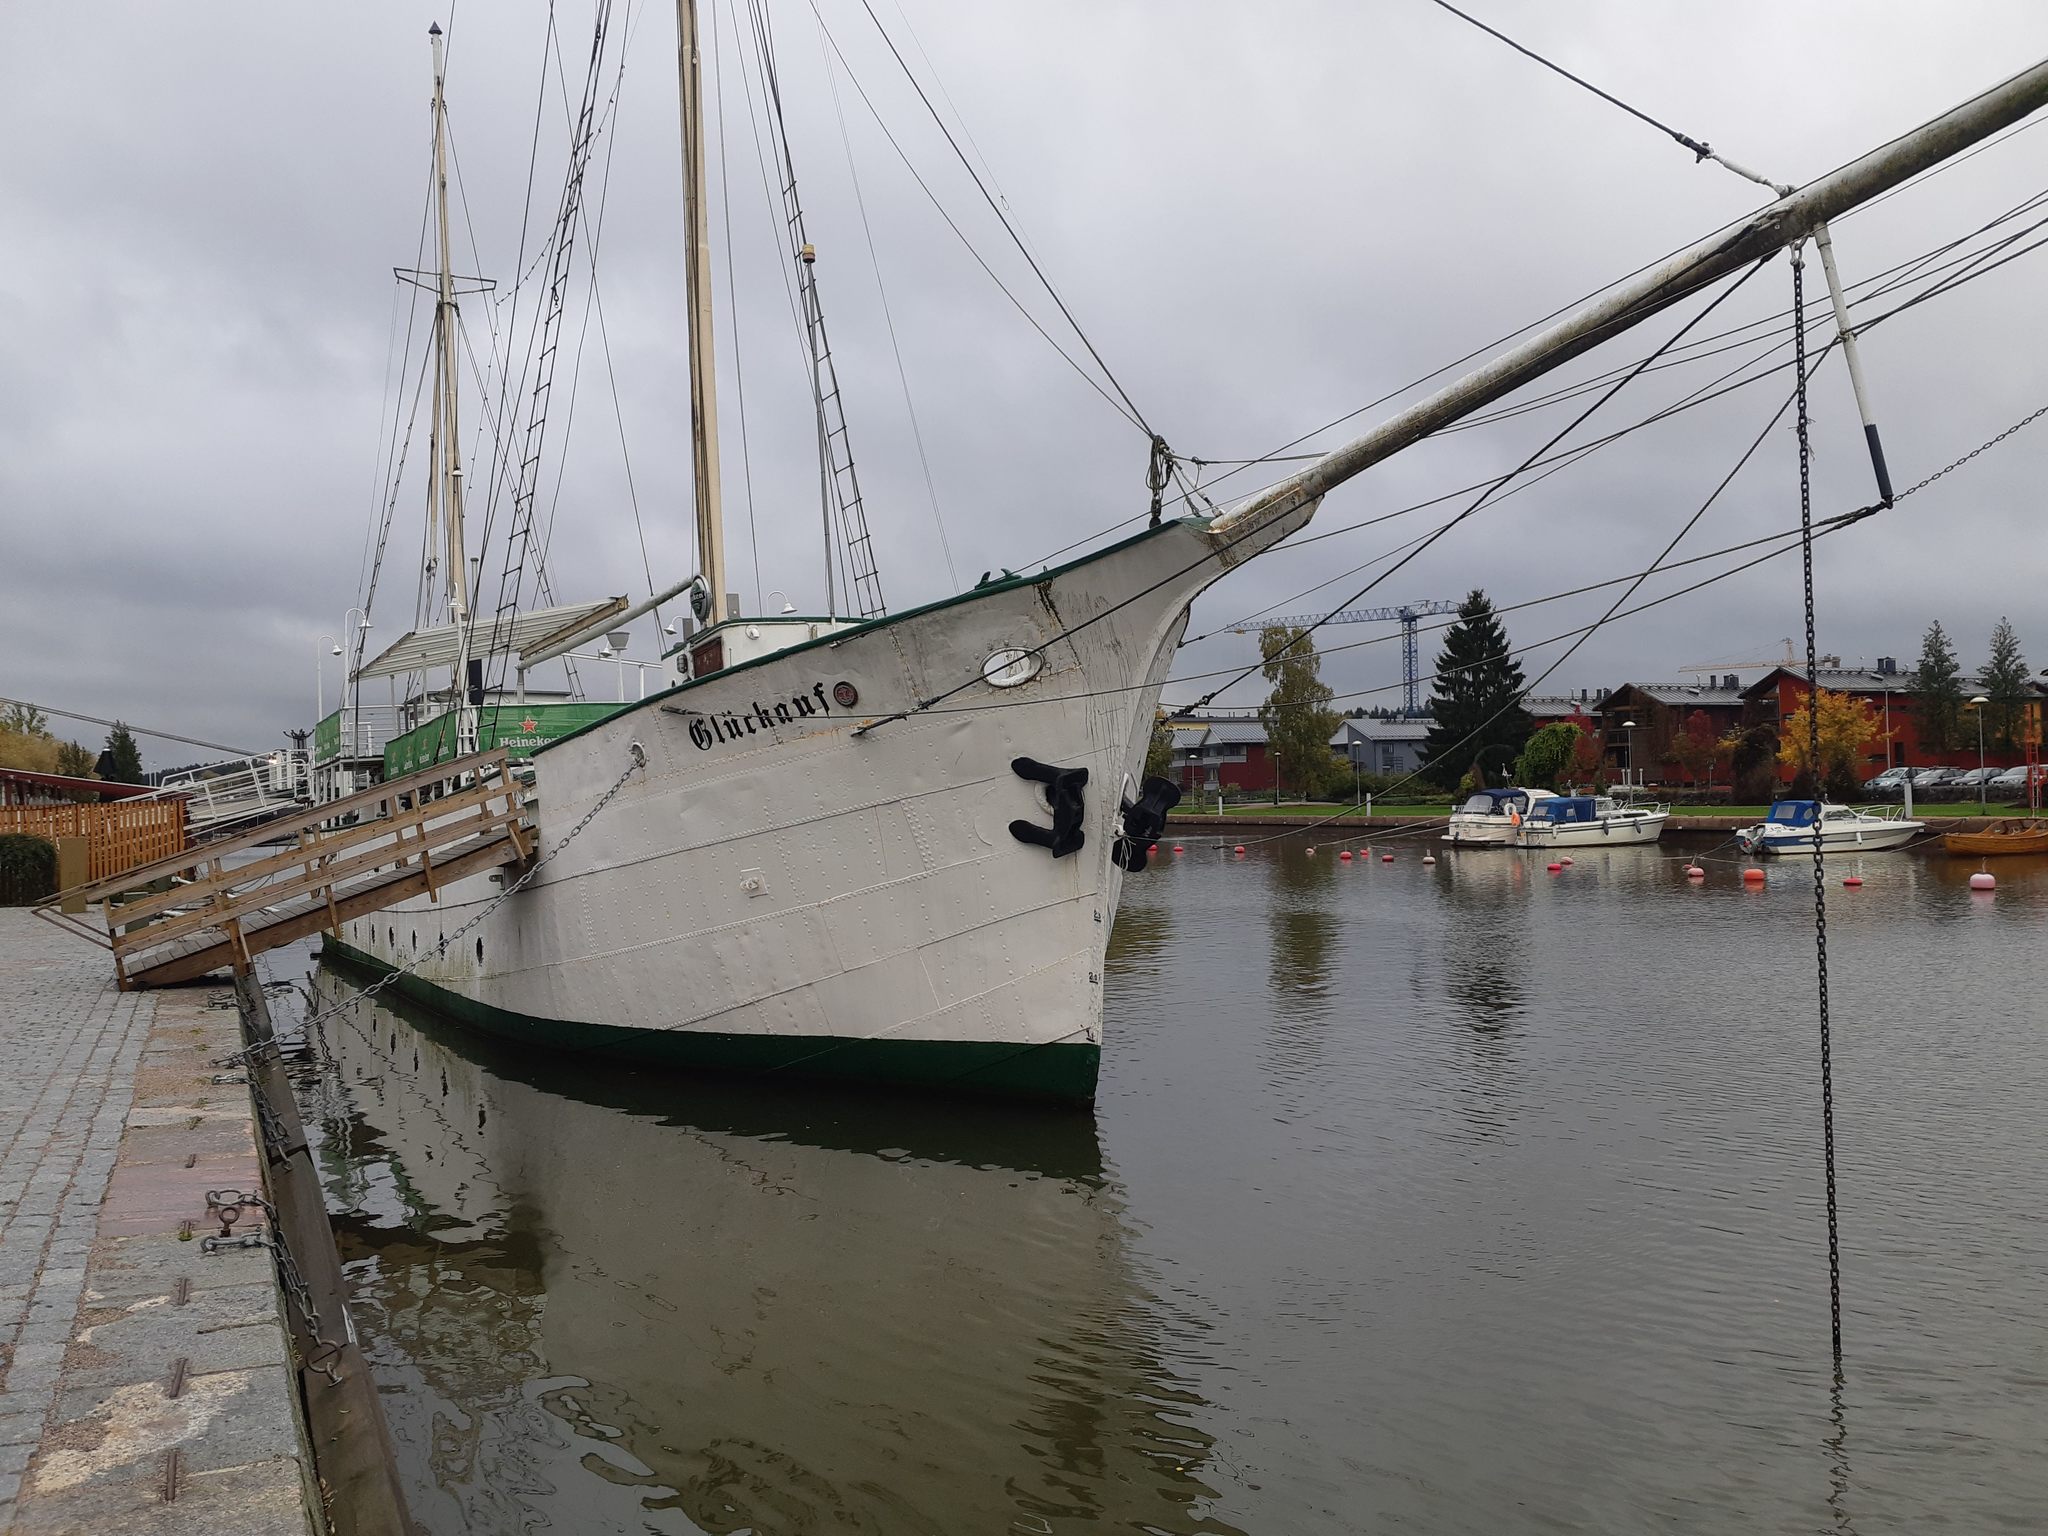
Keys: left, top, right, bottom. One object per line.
{"left": 291, "top": 744, "right": 647, "bottom": 1036}
{"left": 1793, "top": 247, "right": 1844, "bottom": 1365}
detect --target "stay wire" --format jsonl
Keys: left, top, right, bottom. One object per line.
{"left": 1793, "top": 246, "right": 1845, "bottom": 1368}
{"left": 1175, "top": 258, "right": 1771, "bottom": 716}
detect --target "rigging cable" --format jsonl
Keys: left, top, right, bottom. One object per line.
{"left": 1793, "top": 245, "right": 1845, "bottom": 1368}
{"left": 1173, "top": 258, "right": 1772, "bottom": 717}
{"left": 710, "top": 0, "right": 762, "bottom": 613}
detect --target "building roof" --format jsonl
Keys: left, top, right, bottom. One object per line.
{"left": 1201, "top": 719, "right": 1269, "bottom": 746}
{"left": 0, "top": 767, "right": 162, "bottom": 801}
{"left": 1740, "top": 666, "right": 1913, "bottom": 698}
{"left": 1604, "top": 682, "right": 1746, "bottom": 708}
{"left": 1332, "top": 718, "right": 1432, "bottom": 744}
{"left": 1527, "top": 695, "right": 1595, "bottom": 720}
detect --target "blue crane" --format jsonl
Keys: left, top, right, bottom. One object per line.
{"left": 1235, "top": 600, "right": 1459, "bottom": 715}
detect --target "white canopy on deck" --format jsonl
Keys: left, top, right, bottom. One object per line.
{"left": 353, "top": 597, "right": 627, "bottom": 680}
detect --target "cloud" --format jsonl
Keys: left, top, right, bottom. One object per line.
{"left": 2, "top": 0, "right": 2044, "bottom": 766}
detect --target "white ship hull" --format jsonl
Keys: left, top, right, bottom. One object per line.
{"left": 1742, "top": 820, "right": 1921, "bottom": 854}
{"left": 1442, "top": 819, "right": 1522, "bottom": 846}
{"left": 323, "top": 503, "right": 1314, "bottom": 1102}
{"left": 1515, "top": 811, "right": 1668, "bottom": 848}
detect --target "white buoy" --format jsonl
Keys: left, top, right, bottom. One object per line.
{"left": 1685, "top": 865, "right": 1705, "bottom": 879}
{"left": 1422, "top": 853, "right": 1436, "bottom": 865}
{"left": 1971, "top": 871, "right": 1996, "bottom": 891}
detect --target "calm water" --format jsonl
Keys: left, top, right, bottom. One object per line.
{"left": 280, "top": 839, "right": 2048, "bottom": 1534}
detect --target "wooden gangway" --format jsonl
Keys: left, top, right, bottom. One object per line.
{"left": 37, "top": 749, "right": 531, "bottom": 989}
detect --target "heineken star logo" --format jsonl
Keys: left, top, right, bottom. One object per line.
{"left": 521, "top": 717, "right": 538, "bottom": 733}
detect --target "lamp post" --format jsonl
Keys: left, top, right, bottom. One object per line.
{"left": 1970, "top": 694, "right": 1989, "bottom": 809}
{"left": 1621, "top": 719, "right": 1637, "bottom": 790}
{"left": 341, "top": 608, "right": 371, "bottom": 760}
{"left": 317, "top": 634, "right": 339, "bottom": 723}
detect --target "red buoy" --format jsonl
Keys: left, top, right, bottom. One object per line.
{"left": 1149, "top": 843, "right": 1158, "bottom": 852}
{"left": 1743, "top": 868, "right": 1766, "bottom": 884}
{"left": 1843, "top": 874, "right": 1863, "bottom": 888}
{"left": 1234, "top": 845, "right": 1246, "bottom": 856}
{"left": 1339, "top": 850, "right": 1353, "bottom": 861}
{"left": 1381, "top": 853, "right": 1394, "bottom": 863}
{"left": 1172, "top": 845, "right": 1183, "bottom": 854}
{"left": 1546, "top": 862, "right": 1563, "bottom": 873}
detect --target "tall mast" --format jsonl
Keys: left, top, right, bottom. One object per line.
{"left": 676, "top": 0, "right": 728, "bottom": 626}
{"left": 429, "top": 21, "right": 477, "bottom": 751}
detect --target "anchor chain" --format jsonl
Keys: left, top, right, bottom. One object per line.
{"left": 1793, "top": 247, "right": 1844, "bottom": 1363}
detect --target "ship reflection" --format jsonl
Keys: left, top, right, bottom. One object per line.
{"left": 298, "top": 969, "right": 1242, "bottom": 1536}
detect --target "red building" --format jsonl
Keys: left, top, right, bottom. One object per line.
{"left": 1169, "top": 714, "right": 1275, "bottom": 793}
{"left": 1592, "top": 681, "right": 1746, "bottom": 782}
{"left": 1740, "top": 665, "right": 2044, "bottom": 781}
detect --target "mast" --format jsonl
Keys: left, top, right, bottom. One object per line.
{"left": 676, "top": 0, "right": 728, "bottom": 626}
{"left": 429, "top": 21, "right": 477, "bottom": 752}
{"left": 1212, "top": 54, "right": 2048, "bottom": 540}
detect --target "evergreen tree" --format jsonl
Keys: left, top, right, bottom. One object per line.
{"left": 100, "top": 722, "right": 144, "bottom": 785}
{"left": 53, "top": 741, "right": 97, "bottom": 779}
{"left": 1912, "top": 619, "right": 1964, "bottom": 755}
{"left": 1977, "top": 616, "right": 2029, "bottom": 752}
{"left": 1419, "top": 590, "right": 1531, "bottom": 790}
{"left": 1257, "top": 625, "right": 1341, "bottom": 798}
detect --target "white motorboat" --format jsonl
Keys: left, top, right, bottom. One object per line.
{"left": 1444, "top": 788, "right": 1556, "bottom": 846}
{"left": 1735, "top": 800, "right": 1923, "bottom": 855}
{"left": 1515, "top": 795, "right": 1668, "bottom": 848}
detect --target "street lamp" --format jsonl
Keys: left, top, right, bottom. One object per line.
{"left": 317, "top": 634, "right": 340, "bottom": 722}
{"left": 341, "top": 608, "right": 372, "bottom": 759}
{"left": 1970, "top": 695, "right": 1990, "bottom": 809}
{"left": 1621, "top": 719, "right": 1638, "bottom": 790}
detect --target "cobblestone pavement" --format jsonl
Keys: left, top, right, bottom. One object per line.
{"left": 0, "top": 916, "right": 154, "bottom": 1521}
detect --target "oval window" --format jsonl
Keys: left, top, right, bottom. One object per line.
{"left": 982, "top": 648, "right": 1042, "bottom": 688}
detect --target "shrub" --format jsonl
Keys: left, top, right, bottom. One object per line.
{"left": 0, "top": 834, "right": 57, "bottom": 905}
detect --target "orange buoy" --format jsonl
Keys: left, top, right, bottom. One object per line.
{"left": 1971, "top": 871, "right": 1996, "bottom": 891}
{"left": 1546, "top": 862, "right": 1563, "bottom": 873}
{"left": 1339, "top": 850, "right": 1353, "bottom": 861}
{"left": 1743, "top": 868, "right": 1766, "bottom": 884}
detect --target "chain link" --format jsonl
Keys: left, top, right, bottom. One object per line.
{"left": 1892, "top": 400, "right": 2048, "bottom": 501}
{"left": 1793, "top": 249, "right": 1844, "bottom": 1365}
{"left": 294, "top": 744, "right": 647, "bottom": 1035}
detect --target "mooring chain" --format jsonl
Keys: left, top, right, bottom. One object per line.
{"left": 1793, "top": 247, "right": 1844, "bottom": 1364}
{"left": 291, "top": 743, "right": 647, "bottom": 1037}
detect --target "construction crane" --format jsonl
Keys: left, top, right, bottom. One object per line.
{"left": 1235, "top": 600, "right": 1458, "bottom": 714}
{"left": 1674, "top": 639, "right": 1844, "bottom": 683}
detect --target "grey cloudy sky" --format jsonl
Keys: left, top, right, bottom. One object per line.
{"left": 3, "top": 1, "right": 2045, "bottom": 768}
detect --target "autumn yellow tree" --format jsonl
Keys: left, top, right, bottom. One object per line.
{"left": 1778, "top": 688, "right": 1887, "bottom": 800}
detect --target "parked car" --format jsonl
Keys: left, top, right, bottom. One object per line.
{"left": 1861, "top": 766, "right": 1914, "bottom": 796}
{"left": 1953, "top": 767, "right": 2003, "bottom": 788}
{"left": 1910, "top": 767, "right": 1961, "bottom": 789}
{"left": 1989, "top": 764, "right": 2048, "bottom": 796}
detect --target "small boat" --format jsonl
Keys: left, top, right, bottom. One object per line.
{"left": 1444, "top": 787, "right": 1557, "bottom": 846}
{"left": 1516, "top": 794, "right": 1668, "bottom": 848}
{"left": 1736, "top": 800, "right": 1923, "bottom": 855}
{"left": 1942, "top": 818, "right": 2048, "bottom": 856}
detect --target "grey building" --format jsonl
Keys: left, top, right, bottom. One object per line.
{"left": 1329, "top": 717, "right": 1432, "bottom": 777}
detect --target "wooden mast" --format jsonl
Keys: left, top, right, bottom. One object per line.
{"left": 676, "top": 0, "right": 728, "bottom": 627}
{"left": 429, "top": 21, "right": 477, "bottom": 751}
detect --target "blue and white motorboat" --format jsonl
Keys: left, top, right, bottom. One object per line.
{"left": 1515, "top": 794, "right": 1668, "bottom": 848}
{"left": 1735, "top": 800, "right": 1923, "bottom": 855}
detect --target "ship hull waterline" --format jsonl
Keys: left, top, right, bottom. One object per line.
{"left": 321, "top": 503, "right": 1312, "bottom": 1104}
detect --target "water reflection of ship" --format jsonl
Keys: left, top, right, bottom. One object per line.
{"left": 302, "top": 972, "right": 1244, "bottom": 1536}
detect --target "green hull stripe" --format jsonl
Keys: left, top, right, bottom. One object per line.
{"left": 320, "top": 940, "right": 1099, "bottom": 1103}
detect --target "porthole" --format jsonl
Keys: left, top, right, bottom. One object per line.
{"left": 981, "top": 648, "right": 1042, "bottom": 688}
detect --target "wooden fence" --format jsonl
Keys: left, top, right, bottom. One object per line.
{"left": 0, "top": 799, "right": 188, "bottom": 882}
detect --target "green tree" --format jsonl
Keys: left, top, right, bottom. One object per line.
{"left": 101, "top": 722, "right": 144, "bottom": 784}
{"left": 1977, "top": 616, "right": 2029, "bottom": 752}
{"left": 1257, "top": 625, "right": 1341, "bottom": 798}
{"left": 1419, "top": 590, "right": 1532, "bottom": 790}
{"left": 1912, "top": 619, "right": 1964, "bottom": 755}
{"left": 53, "top": 740, "right": 97, "bottom": 780}
{"left": 1143, "top": 714, "right": 1174, "bottom": 781}
{"left": 2, "top": 703, "right": 49, "bottom": 736}
{"left": 1513, "top": 721, "right": 1581, "bottom": 789}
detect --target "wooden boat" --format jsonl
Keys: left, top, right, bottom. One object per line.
{"left": 1943, "top": 819, "right": 2048, "bottom": 856}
